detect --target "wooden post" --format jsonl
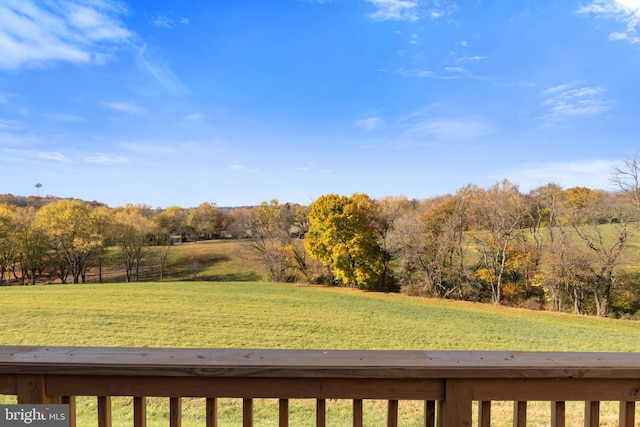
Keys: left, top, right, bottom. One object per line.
{"left": 206, "top": 398, "right": 217, "bottom": 427}
{"left": 98, "top": 396, "right": 112, "bottom": 427}
{"left": 619, "top": 401, "right": 635, "bottom": 427}
{"left": 279, "top": 398, "right": 289, "bottom": 427}
{"left": 478, "top": 401, "right": 491, "bottom": 427}
{"left": 133, "top": 396, "right": 146, "bottom": 427}
{"left": 551, "top": 401, "right": 565, "bottom": 427}
{"left": 353, "top": 399, "right": 363, "bottom": 427}
{"left": 387, "top": 399, "right": 398, "bottom": 427}
{"left": 513, "top": 401, "right": 526, "bottom": 427}
{"left": 316, "top": 399, "right": 326, "bottom": 427}
{"left": 61, "top": 396, "right": 76, "bottom": 427}
{"left": 243, "top": 398, "right": 253, "bottom": 427}
{"left": 424, "top": 400, "right": 436, "bottom": 427}
{"left": 444, "top": 380, "right": 472, "bottom": 427}
{"left": 584, "top": 401, "right": 599, "bottom": 427}
{"left": 170, "top": 397, "right": 182, "bottom": 427}
{"left": 16, "top": 375, "right": 61, "bottom": 404}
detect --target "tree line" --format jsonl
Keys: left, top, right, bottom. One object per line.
{"left": 2, "top": 157, "right": 640, "bottom": 318}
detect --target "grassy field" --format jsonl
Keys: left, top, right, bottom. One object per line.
{"left": 2, "top": 281, "right": 640, "bottom": 350}
{"left": 2, "top": 281, "right": 640, "bottom": 426}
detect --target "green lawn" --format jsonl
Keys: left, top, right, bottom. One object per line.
{"left": 2, "top": 282, "right": 639, "bottom": 426}
{"left": 2, "top": 281, "right": 639, "bottom": 350}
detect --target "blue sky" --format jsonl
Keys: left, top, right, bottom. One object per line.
{"left": 1, "top": 0, "right": 640, "bottom": 208}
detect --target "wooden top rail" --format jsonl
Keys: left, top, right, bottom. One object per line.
{"left": 1, "top": 346, "right": 640, "bottom": 379}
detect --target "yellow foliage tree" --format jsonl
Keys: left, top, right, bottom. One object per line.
{"left": 305, "top": 193, "right": 393, "bottom": 291}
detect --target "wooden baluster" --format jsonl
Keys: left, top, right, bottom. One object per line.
{"left": 316, "top": 399, "right": 326, "bottom": 427}
{"left": 133, "top": 396, "right": 146, "bottom": 427}
{"left": 584, "top": 401, "right": 599, "bottom": 427}
{"left": 206, "top": 398, "right": 217, "bottom": 427}
{"left": 353, "top": 399, "right": 363, "bottom": 427}
{"left": 436, "top": 401, "right": 445, "bottom": 427}
{"left": 619, "top": 401, "right": 635, "bottom": 427}
{"left": 243, "top": 398, "right": 253, "bottom": 427}
{"left": 170, "top": 397, "right": 182, "bottom": 427}
{"left": 61, "top": 396, "right": 76, "bottom": 427}
{"left": 478, "top": 401, "right": 491, "bottom": 427}
{"left": 387, "top": 399, "right": 398, "bottom": 427}
{"left": 279, "top": 398, "right": 289, "bottom": 427}
{"left": 513, "top": 401, "right": 526, "bottom": 427}
{"left": 98, "top": 396, "right": 112, "bottom": 427}
{"left": 551, "top": 401, "right": 565, "bottom": 427}
{"left": 424, "top": 400, "right": 436, "bottom": 427}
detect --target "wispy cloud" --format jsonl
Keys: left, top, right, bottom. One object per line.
{"left": 578, "top": 0, "right": 640, "bottom": 43}
{"left": 46, "top": 113, "right": 87, "bottom": 122}
{"left": 152, "top": 14, "right": 190, "bottom": 29}
{"left": 120, "top": 141, "right": 176, "bottom": 156}
{"left": 403, "top": 117, "right": 494, "bottom": 141}
{"left": 396, "top": 68, "right": 467, "bottom": 79}
{"left": 85, "top": 154, "right": 129, "bottom": 164}
{"left": 136, "top": 44, "right": 187, "bottom": 95}
{"left": 355, "top": 116, "right": 385, "bottom": 131}
{"left": 541, "top": 83, "right": 614, "bottom": 120}
{"left": 104, "top": 101, "right": 145, "bottom": 114}
{"left": 230, "top": 164, "right": 258, "bottom": 173}
{"left": 499, "top": 159, "right": 617, "bottom": 192}
{"left": 0, "top": 0, "right": 131, "bottom": 69}
{"left": 0, "top": 92, "right": 11, "bottom": 104}
{"left": 38, "top": 151, "right": 71, "bottom": 162}
{"left": 366, "top": 0, "right": 419, "bottom": 21}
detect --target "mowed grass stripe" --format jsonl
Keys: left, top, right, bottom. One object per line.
{"left": 1, "top": 282, "right": 639, "bottom": 351}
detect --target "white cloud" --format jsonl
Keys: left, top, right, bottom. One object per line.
{"left": 500, "top": 159, "right": 617, "bottom": 192}
{"left": 400, "top": 115, "right": 494, "bottom": 141}
{"left": 151, "top": 14, "right": 189, "bottom": 28}
{"left": 120, "top": 141, "right": 176, "bottom": 156}
{"left": 355, "top": 116, "right": 385, "bottom": 131}
{"left": 104, "top": 101, "right": 145, "bottom": 114}
{"left": 541, "top": 83, "right": 614, "bottom": 120}
{"left": 366, "top": 0, "right": 419, "bottom": 21}
{"left": 136, "top": 44, "right": 187, "bottom": 95}
{"left": 38, "top": 151, "right": 71, "bottom": 162}
{"left": 578, "top": 0, "right": 640, "bottom": 43}
{"left": 47, "top": 113, "right": 87, "bottom": 122}
{"left": 85, "top": 154, "right": 129, "bottom": 164}
{"left": 184, "top": 113, "right": 202, "bottom": 122}
{"left": 152, "top": 15, "right": 174, "bottom": 28}
{"left": 0, "top": 0, "right": 132, "bottom": 69}
{"left": 230, "top": 164, "right": 258, "bottom": 173}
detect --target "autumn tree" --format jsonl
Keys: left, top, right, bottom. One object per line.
{"left": 561, "top": 187, "right": 631, "bottom": 317}
{"left": 305, "top": 193, "right": 392, "bottom": 291}
{"left": 89, "top": 205, "right": 114, "bottom": 283}
{"left": 246, "top": 200, "right": 310, "bottom": 282}
{"left": 419, "top": 189, "right": 471, "bottom": 298}
{"left": 113, "top": 204, "right": 154, "bottom": 282}
{"left": 37, "top": 200, "right": 101, "bottom": 284}
{"left": 156, "top": 206, "right": 187, "bottom": 241}
{"left": 14, "top": 207, "right": 48, "bottom": 285}
{"left": 187, "top": 202, "right": 222, "bottom": 242}
{"left": 469, "top": 180, "right": 528, "bottom": 304}
{"left": 374, "top": 196, "right": 413, "bottom": 290}
{"left": 0, "top": 204, "right": 19, "bottom": 285}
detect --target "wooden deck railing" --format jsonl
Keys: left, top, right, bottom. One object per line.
{"left": 1, "top": 347, "right": 640, "bottom": 426}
